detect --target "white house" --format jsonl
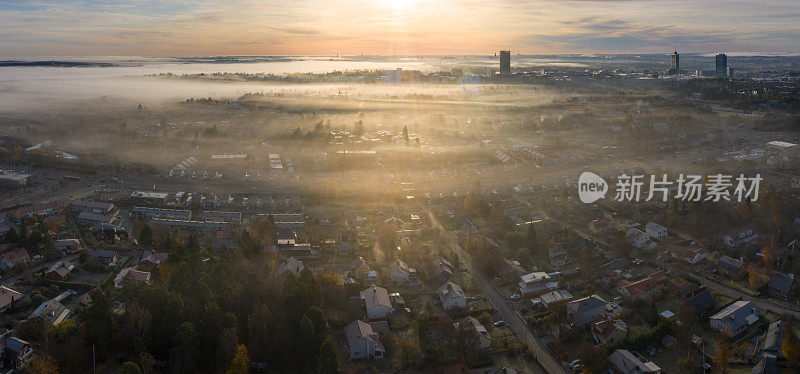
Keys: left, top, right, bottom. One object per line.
{"left": 114, "top": 267, "right": 151, "bottom": 289}
{"left": 389, "top": 259, "right": 417, "bottom": 284}
{"left": 344, "top": 320, "right": 384, "bottom": 360}
{"left": 360, "top": 285, "right": 393, "bottom": 320}
{"left": 277, "top": 256, "right": 304, "bottom": 276}
{"left": 645, "top": 222, "right": 668, "bottom": 240}
{"left": 666, "top": 245, "right": 705, "bottom": 264}
{"left": 438, "top": 281, "right": 467, "bottom": 310}
{"left": 709, "top": 301, "right": 760, "bottom": 336}
{"left": 626, "top": 228, "right": 657, "bottom": 250}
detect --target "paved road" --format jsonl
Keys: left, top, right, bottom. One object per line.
{"left": 426, "top": 210, "right": 565, "bottom": 374}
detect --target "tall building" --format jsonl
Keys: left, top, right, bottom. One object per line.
{"left": 716, "top": 53, "right": 728, "bottom": 77}
{"left": 670, "top": 47, "right": 679, "bottom": 74}
{"left": 499, "top": 51, "right": 511, "bottom": 75}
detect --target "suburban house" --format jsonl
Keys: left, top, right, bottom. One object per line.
{"left": 767, "top": 272, "right": 796, "bottom": 299}
{"left": 666, "top": 245, "right": 705, "bottom": 264}
{"left": 676, "top": 282, "right": 701, "bottom": 299}
{"left": 608, "top": 349, "right": 661, "bottom": 374}
{"left": 533, "top": 289, "right": 574, "bottom": 310}
{"left": 389, "top": 259, "right": 418, "bottom": 285}
{"left": 588, "top": 219, "right": 616, "bottom": 234}
{"left": 548, "top": 244, "right": 569, "bottom": 267}
{"left": 344, "top": 320, "right": 384, "bottom": 360}
{"left": 277, "top": 257, "right": 304, "bottom": 276}
{"left": 592, "top": 315, "right": 628, "bottom": 345}
{"left": 76, "top": 211, "right": 119, "bottom": 228}
{"left": 360, "top": 285, "right": 393, "bottom": 320}
{"left": 496, "top": 258, "right": 526, "bottom": 283}
{"left": 88, "top": 249, "right": 118, "bottom": 267}
{"left": 0, "top": 331, "right": 32, "bottom": 370}
{"left": 72, "top": 200, "right": 116, "bottom": 215}
{"left": 45, "top": 260, "right": 75, "bottom": 281}
{"left": 53, "top": 238, "right": 82, "bottom": 254}
{"left": 723, "top": 227, "right": 760, "bottom": 251}
{"left": 0, "top": 286, "right": 23, "bottom": 312}
{"left": 140, "top": 251, "right": 169, "bottom": 269}
{"left": 114, "top": 267, "right": 151, "bottom": 288}
{"left": 717, "top": 255, "right": 747, "bottom": 278}
{"left": 566, "top": 294, "right": 608, "bottom": 326}
{"left": 598, "top": 258, "right": 631, "bottom": 282}
{"left": 683, "top": 290, "right": 716, "bottom": 318}
{"left": 276, "top": 227, "right": 298, "bottom": 246}
{"left": 29, "top": 298, "right": 70, "bottom": 326}
{"left": 709, "top": 300, "right": 761, "bottom": 336}
{"left": 431, "top": 256, "right": 454, "bottom": 284}
{"left": 518, "top": 272, "right": 557, "bottom": 297}
{"left": 759, "top": 320, "right": 785, "bottom": 361}
{"left": 351, "top": 257, "right": 371, "bottom": 281}
{"left": 0, "top": 248, "right": 30, "bottom": 271}
{"left": 626, "top": 228, "right": 657, "bottom": 250}
{"left": 645, "top": 222, "right": 668, "bottom": 240}
{"left": 454, "top": 316, "right": 492, "bottom": 354}
{"left": 338, "top": 240, "right": 359, "bottom": 255}
{"left": 438, "top": 281, "right": 467, "bottom": 310}
{"left": 617, "top": 276, "right": 659, "bottom": 300}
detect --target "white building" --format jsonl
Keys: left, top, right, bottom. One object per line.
{"left": 438, "top": 281, "right": 467, "bottom": 310}
{"left": 344, "top": 320, "right": 384, "bottom": 360}
{"left": 645, "top": 222, "right": 667, "bottom": 240}
{"left": 360, "top": 285, "right": 393, "bottom": 320}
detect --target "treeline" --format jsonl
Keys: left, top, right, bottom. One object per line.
{"left": 20, "top": 234, "right": 346, "bottom": 373}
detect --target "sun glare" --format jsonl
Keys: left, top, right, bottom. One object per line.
{"left": 380, "top": 0, "right": 416, "bottom": 10}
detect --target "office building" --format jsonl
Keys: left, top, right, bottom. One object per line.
{"left": 499, "top": 50, "right": 510, "bottom": 75}
{"left": 716, "top": 53, "right": 727, "bottom": 77}
{"left": 670, "top": 48, "right": 679, "bottom": 74}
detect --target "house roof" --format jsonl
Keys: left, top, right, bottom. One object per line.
{"left": 1, "top": 248, "right": 30, "bottom": 265}
{"left": 344, "top": 320, "right": 377, "bottom": 346}
{"left": 540, "top": 289, "right": 573, "bottom": 305}
{"left": 645, "top": 222, "right": 666, "bottom": 232}
{"left": 623, "top": 277, "right": 658, "bottom": 297}
{"left": 684, "top": 290, "right": 716, "bottom": 316}
{"left": 142, "top": 251, "right": 169, "bottom": 265}
{"left": 438, "top": 281, "right": 465, "bottom": 302}
{"left": 593, "top": 315, "right": 627, "bottom": 340}
{"left": 520, "top": 272, "right": 550, "bottom": 285}
{"left": 46, "top": 260, "right": 75, "bottom": 278}
{"left": 717, "top": 255, "right": 744, "bottom": 272}
{"left": 768, "top": 272, "right": 795, "bottom": 294}
{"left": 4, "top": 336, "right": 28, "bottom": 354}
{"left": 0, "top": 286, "right": 23, "bottom": 309}
{"left": 762, "top": 320, "right": 785, "bottom": 358}
{"left": 567, "top": 294, "right": 607, "bottom": 316}
{"left": 711, "top": 301, "right": 759, "bottom": 331}
{"left": 361, "top": 285, "right": 392, "bottom": 310}
{"left": 608, "top": 349, "right": 661, "bottom": 373}
{"left": 752, "top": 356, "right": 779, "bottom": 374}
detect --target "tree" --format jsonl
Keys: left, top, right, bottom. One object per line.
{"left": 226, "top": 344, "right": 250, "bottom": 374}
{"left": 121, "top": 361, "right": 143, "bottom": 374}
{"left": 715, "top": 334, "right": 732, "bottom": 373}
{"left": 27, "top": 354, "right": 59, "bottom": 374}
{"left": 478, "top": 312, "right": 492, "bottom": 328}
{"left": 749, "top": 270, "right": 759, "bottom": 289}
{"left": 402, "top": 125, "right": 409, "bottom": 143}
{"left": 783, "top": 329, "right": 800, "bottom": 367}
{"left": 139, "top": 224, "right": 153, "bottom": 248}
{"left": 317, "top": 337, "right": 338, "bottom": 374}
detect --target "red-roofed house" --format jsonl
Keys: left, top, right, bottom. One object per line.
{"left": 666, "top": 245, "right": 705, "bottom": 264}
{"left": 618, "top": 277, "right": 659, "bottom": 300}
{"left": 592, "top": 314, "right": 628, "bottom": 345}
{"left": 0, "top": 248, "right": 30, "bottom": 271}
{"left": 0, "top": 286, "right": 23, "bottom": 312}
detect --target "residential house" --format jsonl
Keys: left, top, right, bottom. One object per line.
{"left": 717, "top": 255, "right": 747, "bottom": 278}
{"left": 548, "top": 244, "right": 569, "bottom": 267}
{"left": 88, "top": 249, "right": 118, "bottom": 267}
{"left": 588, "top": 219, "right": 616, "bottom": 234}
{"left": 351, "top": 257, "right": 371, "bottom": 281}
{"left": 666, "top": 245, "right": 705, "bottom": 264}
{"left": 360, "top": 285, "right": 393, "bottom": 320}
{"left": 683, "top": 290, "right": 716, "bottom": 318}
{"left": 0, "top": 286, "right": 23, "bottom": 312}
{"left": 114, "top": 267, "right": 151, "bottom": 288}
{"left": 617, "top": 277, "right": 659, "bottom": 300}
{"left": 767, "top": 272, "right": 796, "bottom": 299}
{"left": 723, "top": 227, "right": 760, "bottom": 251}
{"left": 518, "top": 272, "right": 557, "bottom": 297}
{"left": 566, "top": 294, "right": 608, "bottom": 326}
{"left": 338, "top": 240, "right": 359, "bottom": 255}
{"left": 608, "top": 349, "right": 661, "bottom": 374}
{"left": 29, "top": 298, "right": 70, "bottom": 325}
{"left": 454, "top": 316, "right": 492, "bottom": 354}
{"left": 645, "top": 222, "right": 667, "bottom": 240}
{"left": 140, "top": 251, "right": 169, "bottom": 269}
{"left": 626, "top": 228, "right": 657, "bottom": 250}
{"left": 496, "top": 258, "right": 526, "bottom": 283}
{"left": 45, "top": 260, "right": 75, "bottom": 281}
{"left": 709, "top": 300, "right": 761, "bottom": 336}
{"left": 438, "top": 281, "right": 467, "bottom": 310}
{"left": 431, "top": 256, "right": 454, "bottom": 284}
{"left": 676, "top": 282, "right": 701, "bottom": 299}
{"left": 72, "top": 200, "right": 116, "bottom": 215}
{"left": 277, "top": 257, "right": 304, "bottom": 276}
{"left": 0, "top": 331, "right": 32, "bottom": 370}
{"left": 752, "top": 356, "right": 779, "bottom": 374}
{"left": 344, "top": 320, "right": 384, "bottom": 360}
{"left": 534, "top": 289, "right": 574, "bottom": 310}
{"left": 76, "top": 211, "right": 119, "bottom": 228}
{"left": 53, "top": 238, "right": 82, "bottom": 254}
{"left": 0, "top": 248, "right": 30, "bottom": 270}
{"left": 389, "top": 259, "right": 417, "bottom": 285}
{"left": 598, "top": 258, "right": 631, "bottom": 282}
{"left": 592, "top": 315, "right": 628, "bottom": 345}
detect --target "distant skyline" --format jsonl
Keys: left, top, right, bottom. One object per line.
{"left": 1, "top": 0, "right": 800, "bottom": 57}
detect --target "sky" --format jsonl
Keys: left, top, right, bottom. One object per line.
{"left": 1, "top": 0, "right": 799, "bottom": 57}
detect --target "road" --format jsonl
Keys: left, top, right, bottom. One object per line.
{"left": 426, "top": 210, "right": 566, "bottom": 374}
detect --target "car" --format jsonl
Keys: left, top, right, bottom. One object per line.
{"left": 571, "top": 364, "right": 582, "bottom": 373}
{"left": 493, "top": 321, "right": 505, "bottom": 327}
{"left": 568, "top": 359, "right": 581, "bottom": 368}
{"left": 510, "top": 294, "right": 521, "bottom": 300}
